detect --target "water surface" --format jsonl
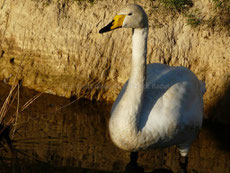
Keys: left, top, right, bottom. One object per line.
{"left": 0, "top": 82, "right": 229, "bottom": 173}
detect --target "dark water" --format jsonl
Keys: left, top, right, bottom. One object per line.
{"left": 0, "top": 82, "right": 229, "bottom": 173}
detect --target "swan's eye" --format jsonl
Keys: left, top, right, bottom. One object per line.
{"left": 128, "top": 13, "right": 132, "bottom": 16}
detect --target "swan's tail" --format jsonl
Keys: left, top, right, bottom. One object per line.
{"left": 199, "top": 80, "right": 206, "bottom": 96}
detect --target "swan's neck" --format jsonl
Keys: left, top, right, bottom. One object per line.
{"left": 125, "top": 27, "right": 148, "bottom": 131}
{"left": 110, "top": 27, "right": 148, "bottom": 148}
{"left": 129, "top": 27, "right": 148, "bottom": 92}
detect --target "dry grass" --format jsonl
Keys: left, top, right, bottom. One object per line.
{"left": 0, "top": 80, "right": 84, "bottom": 171}
{"left": 0, "top": 51, "right": 84, "bottom": 171}
{"left": 0, "top": 80, "right": 43, "bottom": 167}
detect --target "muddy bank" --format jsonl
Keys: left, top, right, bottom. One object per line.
{"left": 0, "top": 0, "right": 230, "bottom": 127}
{"left": 0, "top": 82, "right": 229, "bottom": 173}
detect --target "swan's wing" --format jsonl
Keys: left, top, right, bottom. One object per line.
{"left": 140, "top": 64, "right": 204, "bottom": 139}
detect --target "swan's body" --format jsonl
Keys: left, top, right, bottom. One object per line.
{"left": 99, "top": 4, "right": 206, "bottom": 158}
{"left": 110, "top": 63, "right": 205, "bottom": 156}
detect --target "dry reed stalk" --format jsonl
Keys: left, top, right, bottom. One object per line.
{"left": 13, "top": 148, "right": 47, "bottom": 164}
{"left": 19, "top": 93, "right": 43, "bottom": 112}
{"left": 0, "top": 53, "right": 25, "bottom": 123}
{"left": 8, "top": 92, "right": 43, "bottom": 127}
{"left": 0, "top": 84, "right": 18, "bottom": 123}
{"left": 12, "top": 84, "right": 20, "bottom": 136}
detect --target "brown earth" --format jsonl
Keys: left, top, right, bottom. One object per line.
{"left": 0, "top": 0, "right": 229, "bottom": 125}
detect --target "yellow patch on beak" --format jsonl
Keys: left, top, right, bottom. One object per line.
{"left": 111, "top": 15, "right": 126, "bottom": 30}
{"left": 99, "top": 14, "right": 126, "bottom": 34}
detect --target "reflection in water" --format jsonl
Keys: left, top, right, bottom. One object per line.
{"left": 0, "top": 82, "right": 229, "bottom": 173}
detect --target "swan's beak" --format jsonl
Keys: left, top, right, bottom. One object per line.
{"left": 99, "top": 15, "right": 126, "bottom": 34}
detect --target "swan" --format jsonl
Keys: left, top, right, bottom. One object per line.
{"left": 99, "top": 4, "right": 206, "bottom": 173}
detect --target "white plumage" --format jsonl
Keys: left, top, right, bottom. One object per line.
{"left": 100, "top": 4, "right": 206, "bottom": 158}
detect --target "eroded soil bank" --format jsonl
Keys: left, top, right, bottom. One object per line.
{"left": 0, "top": 82, "right": 229, "bottom": 173}
{"left": 0, "top": 0, "right": 230, "bottom": 127}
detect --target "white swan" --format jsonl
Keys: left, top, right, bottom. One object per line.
{"left": 99, "top": 4, "right": 206, "bottom": 172}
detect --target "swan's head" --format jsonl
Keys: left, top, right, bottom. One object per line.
{"left": 99, "top": 4, "right": 148, "bottom": 34}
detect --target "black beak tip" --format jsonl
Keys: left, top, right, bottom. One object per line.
{"left": 99, "top": 29, "right": 104, "bottom": 34}
{"left": 99, "top": 26, "right": 110, "bottom": 34}
{"left": 99, "top": 20, "right": 114, "bottom": 34}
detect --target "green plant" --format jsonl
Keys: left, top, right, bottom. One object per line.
{"left": 185, "top": 9, "right": 202, "bottom": 27}
{"left": 159, "top": 0, "right": 193, "bottom": 12}
{"left": 186, "top": 14, "right": 202, "bottom": 27}
{"left": 211, "top": 0, "right": 230, "bottom": 30}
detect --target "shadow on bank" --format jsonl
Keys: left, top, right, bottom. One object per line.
{"left": 204, "top": 83, "right": 230, "bottom": 152}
